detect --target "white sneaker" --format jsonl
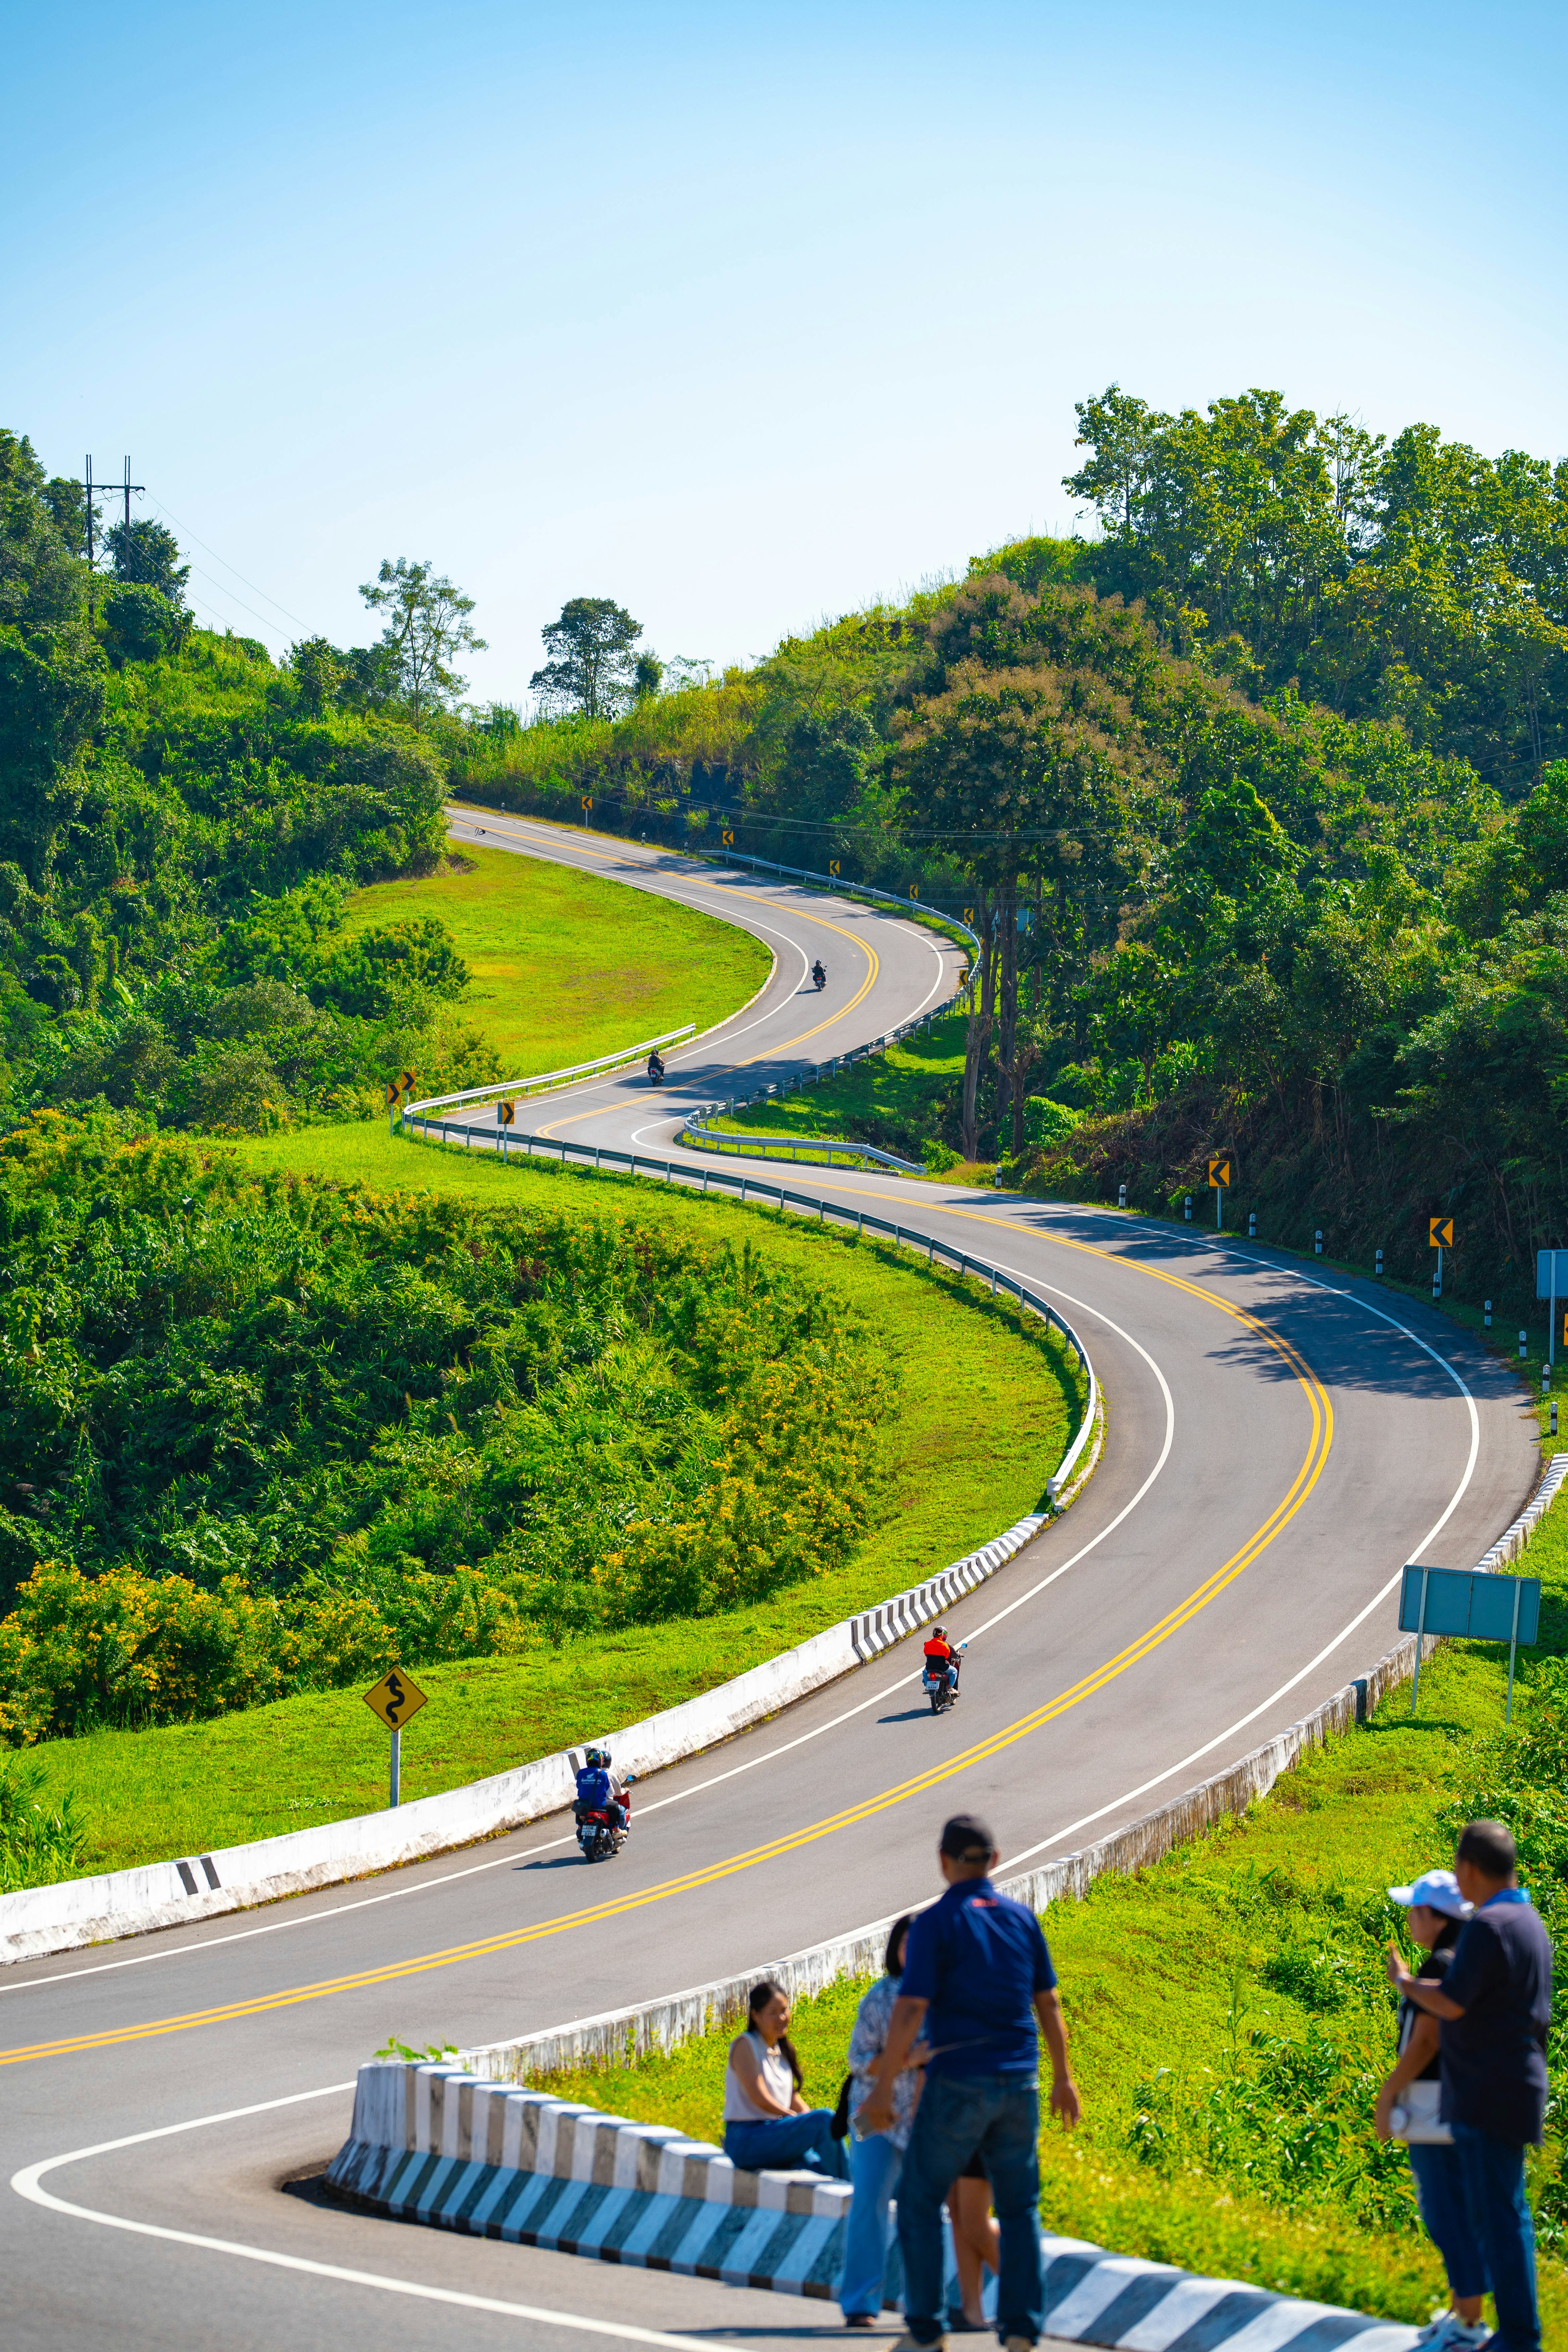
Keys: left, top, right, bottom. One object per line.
{"left": 1417, "top": 2318, "right": 1489, "bottom": 2350}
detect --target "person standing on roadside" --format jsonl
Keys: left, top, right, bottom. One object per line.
{"left": 858, "top": 1815, "right": 1080, "bottom": 2352}
{"left": 1374, "top": 1869, "right": 1486, "bottom": 2350}
{"left": 1386, "top": 1821, "right": 1553, "bottom": 2352}
{"left": 839, "top": 1915, "right": 922, "bottom": 2329}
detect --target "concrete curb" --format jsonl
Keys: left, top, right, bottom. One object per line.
{"left": 453, "top": 1452, "right": 1567, "bottom": 2086}
{"left": 327, "top": 2064, "right": 1417, "bottom": 2348}
{"left": 0, "top": 1510, "right": 1050, "bottom": 1967}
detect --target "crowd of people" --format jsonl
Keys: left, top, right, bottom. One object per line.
{"left": 717, "top": 1813, "right": 1552, "bottom": 2352}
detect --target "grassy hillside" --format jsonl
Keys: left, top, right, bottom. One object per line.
{"left": 12, "top": 1131, "right": 1084, "bottom": 1871}
{"left": 345, "top": 836, "right": 769, "bottom": 1075}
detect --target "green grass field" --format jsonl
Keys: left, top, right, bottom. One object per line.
{"left": 29, "top": 1131, "right": 1085, "bottom": 1872}
{"left": 345, "top": 833, "right": 771, "bottom": 1076}
{"left": 523, "top": 1489, "right": 1568, "bottom": 2335}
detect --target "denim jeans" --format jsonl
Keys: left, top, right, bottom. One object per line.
{"left": 839, "top": 2128, "right": 902, "bottom": 2316}
{"left": 896, "top": 2072, "right": 1040, "bottom": 2346}
{"left": 1452, "top": 2122, "right": 1539, "bottom": 2352}
{"left": 1408, "top": 2142, "right": 1488, "bottom": 2304}
{"left": 723, "top": 2109, "right": 848, "bottom": 2179}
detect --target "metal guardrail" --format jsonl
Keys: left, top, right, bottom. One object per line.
{"left": 402, "top": 1109, "right": 1098, "bottom": 1506}
{"left": 702, "top": 845, "right": 983, "bottom": 966}
{"left": 405, "top": 1025, "right": 696, "bottom": 1123}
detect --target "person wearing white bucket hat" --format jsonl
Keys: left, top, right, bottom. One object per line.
{"left": 1376, "top": 1870, "right": 1486, "bottom": 2350}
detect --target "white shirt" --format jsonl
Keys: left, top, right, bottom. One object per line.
{"left": 723, "top": 2032, "right": 795, "bottom": 2123}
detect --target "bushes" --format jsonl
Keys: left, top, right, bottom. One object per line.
{"left": 0, "top": 1750, "right": 86, "bottom": 1891}
{"left": 0, "top": 1123, "right": 893, "bottom": 1735}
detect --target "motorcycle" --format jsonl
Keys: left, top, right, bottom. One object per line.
{"left": 922, "top": 1639, "right": 968, "bottom": 1715}
{"left": 575, "top": 1775, "right": 636, "bottom": 1861}
{"left": 811, "top": 963, "right": 827, "bottom": 992}
{"left": 646, "top": 1057, "right": 665, "bottom": 1088}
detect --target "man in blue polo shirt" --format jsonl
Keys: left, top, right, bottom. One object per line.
{"left": 1387, "top": 1819, "right": 1553, "bottom": 2352}
{"left": 859, "top": 1814, "right": 1080, "bottom": 2351}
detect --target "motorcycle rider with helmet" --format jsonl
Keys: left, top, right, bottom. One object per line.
{"left": 922, "top": 1626, "right": 960, "bottom": 1698}
{"left": 811, "top": 960, "right": 827, "bottom": 991}
{"left": 574, "top": 1746, "right": 630, "bottom": 1833}
{"left": 646, "top": 1050, "right": 666, "bottom": 1086}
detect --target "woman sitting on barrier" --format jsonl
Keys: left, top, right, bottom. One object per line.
{"left": 723, "top": 1980, "right": 848, "bottom": 2179}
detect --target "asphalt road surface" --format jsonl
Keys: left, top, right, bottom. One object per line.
{"left": 1, "top": 812, "right": 1538, "bottom": 2350}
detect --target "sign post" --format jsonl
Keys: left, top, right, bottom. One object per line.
{"left": 1399, "top": 1566, "right": 1541, "bottom": 1724}
{"left": 1429, "top": 1216, "right": 1453, "bottom": 1298}
{"left": 496, "top": 1098, "right": 514, "bottom": 1161}
{"left": 1535, "top": 1251, "right": 1568, "bottom": 1368}
{"left": 362, "top": 1667, "right": 429, "bottom": 1807}
{"left": 1207, "top": 1155, "right": 1232, "bottom": 1232}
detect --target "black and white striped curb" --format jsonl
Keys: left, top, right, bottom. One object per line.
{"left": 329, "top": 2067, "right": 1418, "bottom": 2348}
{"left": 850, "top": 1514, "right": 1048, "bottom": 1662}
{"left": 1477, "top": 1449, "right": 1567, "bottom": 1573}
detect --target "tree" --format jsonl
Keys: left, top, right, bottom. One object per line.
{"left": 102, "top": 582, "right": 186, "bottom": 667}
{"left": 633, "top": 652, "right": 664, "bottom": 701}
{"left": 530, "top": 597, "right": 643, "bottom": 719}
{"left": 359, "top": 559, "right": 486, "bottom": 727}
{"left": 287, "top": 637, "right": 344, "bottom": 717}
{"left": 106, "top": 518, "right": 189, "bottom": 606}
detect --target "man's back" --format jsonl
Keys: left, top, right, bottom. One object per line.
{"left": 900, "top": 1878, "right": 1056, "bottom": 2077}
{"left": 1441, "top": 1893, "right": 1554, "bottom": 2142}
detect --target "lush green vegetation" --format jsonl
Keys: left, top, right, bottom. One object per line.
{"left": 9, "top": 1132, "right": 1082, "bottom": 1871}
{"left": 527, "top": 1493, "right": 1568, "bottom": 2335}
{"left": 711, "top": 1007, "right": 986, "bottom": 1180}
{"left": 354, "top": 831, "right": 768, "bottom": 1075}
{"left": 445, "top": 389, "right": 1568, "bottom": 1316}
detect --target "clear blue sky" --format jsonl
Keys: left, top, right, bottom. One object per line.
{"left": 4, "top": 1, "right": 1562, "bottom": 702}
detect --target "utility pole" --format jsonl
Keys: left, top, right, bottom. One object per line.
{"left": 83, "top": 454, "right": 145, "bottom": 613}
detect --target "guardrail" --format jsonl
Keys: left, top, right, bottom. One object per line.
{"left": 704, "top": 843, "right": 983, "bottom": 965}
{"left": 405, "top": 1025, "right": 696, "bottom": 1123}
{"left": 403, "top": 1107, "right": 1098, "bottom": 1504}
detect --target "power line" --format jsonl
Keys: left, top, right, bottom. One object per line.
{"left": 143, "top": 493, "right": 310, "bottom": 631}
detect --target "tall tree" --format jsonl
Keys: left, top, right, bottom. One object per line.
{"left": 530, "top": 597, "right": 643, "bottom": 719}
{"left": 359, "top": 559, "right": 485, "bottom": 727}
{"left": 107, "top": 518, "right": 189, "bottom": 606}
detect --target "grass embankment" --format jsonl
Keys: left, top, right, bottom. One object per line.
{"left": 30, "top": 1134, "right": 1084, "bottom": 1873}
{"left": 345, "top": 835, "right": 771, "bottom": 1076}
{"left": 529, "top": 1488, "right": 1568, "bottom": 2334}
{"left": 711, "top": 1007, "right": 991, "bottom": 1183}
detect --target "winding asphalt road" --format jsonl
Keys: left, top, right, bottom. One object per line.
{"left": 1, "top": 810, "right": 1539, "bottom": 2351}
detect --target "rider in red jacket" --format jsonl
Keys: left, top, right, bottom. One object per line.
{"left": 923, "top": 1627, "right": 960, "bottom": 1697}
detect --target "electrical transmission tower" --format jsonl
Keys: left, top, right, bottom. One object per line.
{"left": 82, "top": 455, "right": 145, "bottom": 609}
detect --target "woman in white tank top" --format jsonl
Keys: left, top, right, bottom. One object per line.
{"left": 722, "top": 1980, "right": 848, "bottom": 2180}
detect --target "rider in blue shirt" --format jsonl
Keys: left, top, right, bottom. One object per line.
{"left": 574, "top": 1747, "right": 628, "bottom": 1830}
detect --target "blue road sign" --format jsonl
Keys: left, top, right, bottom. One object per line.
{"left": 1399, "top": 1564, "right": 1539, "bottom": 1719}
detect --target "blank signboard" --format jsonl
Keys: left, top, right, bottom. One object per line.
{"left": 1399, "top": 1566, "right": 1540, "bottom": 1644}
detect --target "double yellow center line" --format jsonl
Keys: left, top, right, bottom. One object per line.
{"left": 2, "top": 1264, "right": 1329, "bottom": 2069}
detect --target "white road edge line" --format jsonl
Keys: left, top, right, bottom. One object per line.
{"left": 9, "top": 2084, "right": 718, "bottom": 2349}
{"left": 0, "top": 1286, "right": 1172, "bottom": 1999}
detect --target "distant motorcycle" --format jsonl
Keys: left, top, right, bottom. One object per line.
{"left": 575, "top": 1776, "right": 636, "bottom": 1861}
{"left": 647, "top": 1053, "right": 665, "bottom": 1088}
{"left": 922, "top": 1640, "right": 968, "bottom": 1716}
{"left": 811, "top": 961, "right": 827, "bottom": 992}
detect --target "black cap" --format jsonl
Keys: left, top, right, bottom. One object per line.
{"left": 940, "top": 1813, "right": 996, "bottom": 1862}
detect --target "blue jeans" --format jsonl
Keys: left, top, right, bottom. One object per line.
{"left": 839, "top": 2128, "right": 902, "bottom": 2316}
{"left": 1452, "top": 2123, "right": 1539, "bottom": 2352}
{"left": 897, "top": 2072, "right": 1040, "bottom": 2346}
{"left": 1408, "top": 2142, "right": 1488, "bottom": 2304}
{"left": 724, "top": 2109, "right": 848, "bottom": 2179}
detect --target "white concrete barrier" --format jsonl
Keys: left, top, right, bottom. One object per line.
{"left": 0, "top": 1508, "right": 1050, "bottom": 1966}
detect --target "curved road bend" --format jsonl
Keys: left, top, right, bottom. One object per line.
{"left": 1, "top": 811, "right": 1538, "bottom": 2351}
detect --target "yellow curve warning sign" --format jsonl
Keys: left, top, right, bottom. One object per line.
{"left": 362, "top": 1667, "right": 428, "bottom": 1732}
{"left": 1430, "top": 1216, "right": 1454, "bottom": 1250}
{"left": 1207, "top": 1155, "right": 1232, "bottom": 1188}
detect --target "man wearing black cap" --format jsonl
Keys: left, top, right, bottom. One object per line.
{"left": 859, "top": 1814, "right": 1078, "bottom": 2352}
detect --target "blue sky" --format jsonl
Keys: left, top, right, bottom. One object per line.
{"left": 4, "top": 1, "right": 1563, "bottom": 702}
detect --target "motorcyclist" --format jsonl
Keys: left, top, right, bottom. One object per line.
{"left": 574, "top": 1746, "right": 630, "bottom": 1832}
{"left": 922, "top": 1626, "right": 960, "bottom": 1698}
{"left": 811, "top": 960, "right": 826, "bottom": 991}
{"left": 646, "top": 1050, "right": 665, "bottom": 1086}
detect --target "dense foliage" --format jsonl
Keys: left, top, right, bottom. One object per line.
{"left": 0, "top": 428, "right": 492, "bottom": 1136}
{"left": 449, "top": 386, "right": 1568, "bottom": 1306}
{"left": 0, "top": 1124, "right": 889, "bottom": 1740}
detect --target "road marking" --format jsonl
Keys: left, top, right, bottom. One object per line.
{"left": 534, "top": 898, "right": 882, "bottom": 1136}
{"left": 0, "top": 1327, "right": 1325, "bottom": 2070}
{"left": 10, "top": 2083, "right": 718, "bottom": 2349}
